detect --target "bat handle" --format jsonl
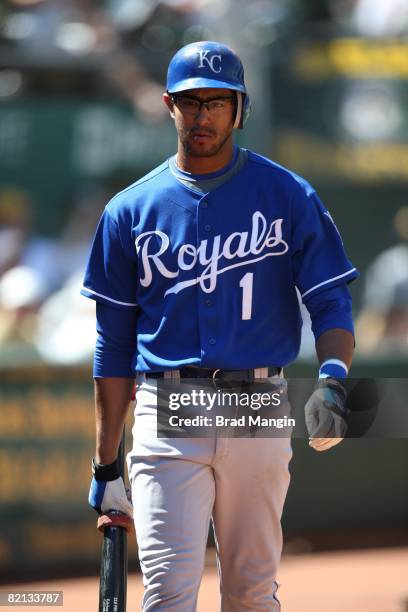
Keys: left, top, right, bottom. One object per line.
{"left": 98, "top": 428, "right": 128, "bottom": 612}
{"left": 99, "top": 521, "right": 128, "bottom": 612}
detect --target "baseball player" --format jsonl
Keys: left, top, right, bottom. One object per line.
{"left": 83, "top": 41, "right": 358, "bottom": 611}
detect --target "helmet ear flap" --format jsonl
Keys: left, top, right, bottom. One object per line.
{"left": 241, "top": 94, "right": 251, "bottom": 128}
{"left": 233, "top": 92, "right": 243, "bottom": 129}
{"left": 234, "top": 92, "right": 251, "bottom": 129}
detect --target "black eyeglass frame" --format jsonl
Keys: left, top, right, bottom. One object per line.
{"left": 170, "top": 93, "right": 237, "bottom": 114}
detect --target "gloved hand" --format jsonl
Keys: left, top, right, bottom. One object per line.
{"left": 304, "top": 377, "right": 348, "bottom": 452}
{"left": 89, "top": 457, "right": 133, "bottom": 518}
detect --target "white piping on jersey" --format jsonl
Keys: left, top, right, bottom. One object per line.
{"left": 301, "top": 268, "right": 357, "bottom": 298}
{"left": 81, "top": 286, "right": 138, "bottom": 307}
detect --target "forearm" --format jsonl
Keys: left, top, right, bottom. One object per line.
{"left": 315, "top": 328, "right": 354, "bottom": 369}
{"left": 304, "top": 283, "right": 355, "bottom": 370}
{"left": 94, "top": 377, "right": 135, "bottom": 464}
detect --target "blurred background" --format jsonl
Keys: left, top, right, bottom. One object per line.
{"left": 0, "top": 0, "right": 407, "bottom": 597}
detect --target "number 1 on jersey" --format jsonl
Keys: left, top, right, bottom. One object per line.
{"left": 240, "top": 272, "right": 253, "bottom": 320}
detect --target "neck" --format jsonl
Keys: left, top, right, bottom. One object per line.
{"left": 176, "top": 141, "right": 234, "bottom": 174}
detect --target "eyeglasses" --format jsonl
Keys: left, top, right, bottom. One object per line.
{"left": 172, "top": 94, "right": 235, "bottom": 116}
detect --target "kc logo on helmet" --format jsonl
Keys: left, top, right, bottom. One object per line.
{"left": 197, "top": 50, "right": 222, "bottom": 73}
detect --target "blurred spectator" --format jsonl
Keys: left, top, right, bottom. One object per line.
{"left": 356, "top": 207, "right": 408, "bottom": 354}
{"left": 0, "top": 187, "right": 31, "bottom": 277}
{"left": 291, "top": 0, "right": 357, "bottom": 24}
{"left": 292, "top": 0, "right": 408, "bottom": 36}
{"left": 34, "top": 270, "right": 96, "bottom": 364}
{"left": 0, "top": 265, "right": 47, "bottom": 346}
{"left": 352, "top": 0, "right": 408, "bottom": 38}
{"left": 0, "top": 0, "right": 217, "bottom": 123}
{"left": 48, "top": 184, "right": 105, "bottom": 283}
{"left": 0, "top": 187, "right": 50, "bottom": 346}
{"left": 0, "top": 183, "right": 104, "bottom": 353}
{"left": 1, "top": 0, "right": 79, "bottom": 49}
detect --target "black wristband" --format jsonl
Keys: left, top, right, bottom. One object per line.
{"left": 92, "top": 457, "right": 120, "bottom": 481}
{"left": 316, "top": 377, "right": 347, "bottom": 402}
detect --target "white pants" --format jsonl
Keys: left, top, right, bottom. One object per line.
{"left": 127, "top": 376, "right": 292, "bottom": 611}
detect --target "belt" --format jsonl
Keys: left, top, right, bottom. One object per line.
{"left": 147, "top": 366, "right": 281, "bottom": 381}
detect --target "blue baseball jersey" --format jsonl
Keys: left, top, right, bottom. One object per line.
{"left": 81, "top": 149, "right": 358, "bottom": 372}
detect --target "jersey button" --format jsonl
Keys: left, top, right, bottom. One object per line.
{"left": 201, "top": 201, "right": 208, "bottom": 209}
{"left": 205, "top": 299, "right": 212, "bottom": 306}
{"left": 204, "top": 224, "right": 211, "bottom": 232}
{"left": 209, "top": 338, "right": 216, "bottom": 345}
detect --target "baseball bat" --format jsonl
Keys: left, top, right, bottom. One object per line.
{"left": 98, "top": 430, "right": 128, "bottom": 612}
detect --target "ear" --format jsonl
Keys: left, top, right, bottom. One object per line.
{"left": 163, "top": 93, "right": 175, "bottom": 119}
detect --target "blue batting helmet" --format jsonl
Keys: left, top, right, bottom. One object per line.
{"left": 166, "top": 41, "right": 251, "bottom": 129}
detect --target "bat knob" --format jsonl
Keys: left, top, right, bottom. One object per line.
{"left": 97, "top": 513, "right": 134, "bottom": 534}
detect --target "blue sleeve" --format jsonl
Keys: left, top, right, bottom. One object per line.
{"left": 81, "top": 207, "right": 138, "bottom": 311}
{"left": 291, "top": 185, "right": 358, "bottom": 300}
{"left": 303, "top": 282, "right": 354, "bottom": 341}
{"left": 94, "top": 301, "right": 138, "bottom": 378}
